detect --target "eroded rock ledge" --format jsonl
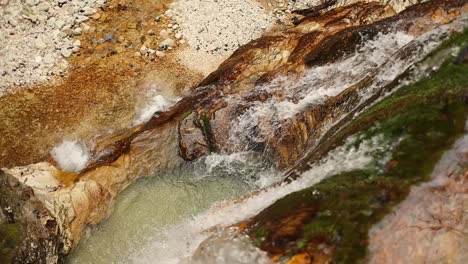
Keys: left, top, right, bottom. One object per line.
{"left": 239, "top": 30, "right": 468, "bottom": 263}
{"left": 179, "top": 0, "right": 466, "bottom": 172}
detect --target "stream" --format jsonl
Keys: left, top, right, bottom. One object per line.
{"left": 67, "top": 16, "right": 466, "bottom": 264}
{"left": 68, "top": 152, "right": 278, "bottom": 264}
{"left": 68, "top": 134, "right": 393, "bottom": 264}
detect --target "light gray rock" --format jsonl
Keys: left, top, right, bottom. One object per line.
{"left": 160, "top": 38, "right": 175, "bottom": 50}
{"left": 60, "top": 47, "right": 72, "bottom": 58}
{"left": 43, "top": 54, "right": 55, "bottom": 64}
{"left": 155, "top": 50, "right": 165, "bottom": 58}
{"left": 72, "top": 39, "right": 81, "bottom": 47}
{"left": 54, "top": 19, "right": 65, "bottom": 29}
{"left": 0, "top": 0, "right": 109, "bottom": 94}
{"left": 81, "top": 7, "right": 96, "bottom": 16}
{"left": 34, "top": 38, "right": 47, "bottom": 49}
{"left": 72, "top": 27, "right": 82, "bottom": 35}
{"left": 37, "top": 2, "right": 50, "bottom": 11}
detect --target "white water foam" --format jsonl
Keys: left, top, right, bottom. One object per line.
{"left": 130, "top": 134, "right": 394, "bottom": 264}
{"left": 228, "top": 22, "right": 458, "bottom": 150}
{"left": 227, "top": 31, "right": 414, "bottom": 148}
{"left": 68, "top": 17, "right": 466, "bottom": 264}
{"left": 67, "top": 151, "right": 275, "bottom": 264}
{"left": 185, "top": 227, "right": 272, "bottom": 264}
{"left": 133, "top": 94, "right": 180, "bottom": 125}
{"left": 275, "top": 31, "right": 414, "bottom": 119}
{"left": 50, "top": 140, "right": 90, "bottom": 172}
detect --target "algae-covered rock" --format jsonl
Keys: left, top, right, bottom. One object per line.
{"left": 0, "top": 215, "right": 21, "bottom": 264}
{"left": 243, "top": 29, "right": 468, "bottom": 263}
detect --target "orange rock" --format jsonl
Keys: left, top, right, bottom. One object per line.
{"left": 287, "top": 253, "right": 314, "bottom": 264}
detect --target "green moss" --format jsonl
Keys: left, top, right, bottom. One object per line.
{"left": 198, "top": 113, "right": 218, "bottom": 152}
{"left": 248, "top": 30, "right": 468, "bottom": 263}
{"left": 0, "top": 222, "right": 22, "bottom": 263}
{"left": 354, "top": 29, "right": 468, "bottom": 128}
{"left": 253, "top": 227, "right": 271, "bottom": 247}
{"left": 251, "top": 100, "right": 466, "bottom": 263}
{"left": 302, "top": 217, "right": 338, "bottom": 239}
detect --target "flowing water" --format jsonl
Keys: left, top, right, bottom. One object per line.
{"left": 68, "top": 134, "right": 394, "bottom": 264}
{"left": 68, "top": 152, "right": 278, "bottom": 264}
{"left": 227, "top": 23, "right": 456, "bottom": 151}
{"left": 67, "top": 18, "right": 465, "bottom": 264}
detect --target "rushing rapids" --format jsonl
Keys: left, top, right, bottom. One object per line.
{"left": 1, "top": 0, "right": 467, "bottom": 263}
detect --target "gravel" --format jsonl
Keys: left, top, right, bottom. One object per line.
{"left": 0, "top": 0, "right": 107, "bottom": 95}
{"left": 164, "top": 0, "right": 422, "bottom": 76}
{"left": 165, "top": 0, "right": 276, "bottom": 76}
{"left": 0, "top": 0, "right": 424, "bottom": 95}
{"left": 167, "top": 0, "right": 273, "bottom": 58}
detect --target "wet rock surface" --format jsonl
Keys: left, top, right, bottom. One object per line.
{"left": 178, "top": 0, "right": 467, "bottom": 171}
{"left": 239, "top": 31, "right": 468, "bottom": 263}
{"left": 368, "top": 132, "right": 468, "bottom": 264}
{"left": 178, "top": 1, "right": 395, "bottom": 163}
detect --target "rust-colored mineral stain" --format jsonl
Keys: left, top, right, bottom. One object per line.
{"left": 286, "top": 250, "right": 333, "bottom": 264}
{"left": 55, "top": 170, "right": 81, "bottom": 187}
{"left": 0, "top": 0, "right": 201, "bottom": 169}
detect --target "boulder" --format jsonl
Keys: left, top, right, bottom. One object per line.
{"left": 178, "top": 0, "right": 467, "bottom": 171}
{"left": 0, "top": 169, "right": 63, "bottom": 264}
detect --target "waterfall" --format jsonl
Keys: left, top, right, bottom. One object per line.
{"left": 67, "top": 9, "right": 467, "bottom": 264}
{"left": 68, "top": 132, "right": 396, "bottom": 263}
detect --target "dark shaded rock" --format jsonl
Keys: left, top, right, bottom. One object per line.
{"left": 0, "top": 170, "right": 65, "bottom": 264}
{"left": 455, "top": 47, "right": 468, "bottom": 64}
{"left": 292, "top": 0, "right": 337, "bottom": 18}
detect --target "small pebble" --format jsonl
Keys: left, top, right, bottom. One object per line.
{"left": 159, "top": 38, "right": 175, "bottom": 50}
{"left": 60, "top": 48, "right": 72, "bottom": 58}
{"left": 140, "top": 45, "right": 148, "bottom": 55}
{"left": 73, "top": 40, "right": 81, "bottom": 48}
{"left": 155, "top": 51, "right": 165, "bottom": 58}
{"left": 34, "top": 38, "right": 47, "bottom": 49}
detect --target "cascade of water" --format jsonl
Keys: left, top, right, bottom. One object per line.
{"left": 67, "top": 15, "right": 467, "bottom": 264}
{"left": 67, "top": 152, "right": 275, "bottom": 264}
{"left": 226, "top": 31, "right": 411, "bottom": 149}
{"left": 227, "top": 21, "right": 460, "bottom": 154}
{"left": 130, "top": 19, "right": 465, "bottom": 263}
{"left": 129, "top": 134, "right": 395, "bottom": 264}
